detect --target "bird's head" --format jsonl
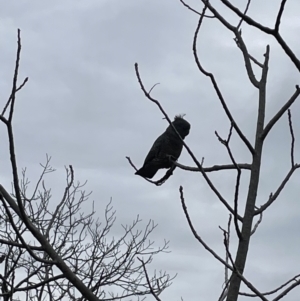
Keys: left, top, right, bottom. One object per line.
{"left": 168, "top": 115, "right": 190, "bottom": 139}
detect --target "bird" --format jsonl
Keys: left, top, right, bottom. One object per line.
{"left": 135, "top": 115, "right": 190, "bottom": 179}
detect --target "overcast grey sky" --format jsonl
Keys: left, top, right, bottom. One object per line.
{"left": 0, "top": 0, "right": 300, "bottom": 300}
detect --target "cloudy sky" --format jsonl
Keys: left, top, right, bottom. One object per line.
{"left": 0, "top": 0, "right": 300, "bottom": 300}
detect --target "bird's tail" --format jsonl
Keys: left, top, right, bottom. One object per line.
{"left": 135, "top": 165, "right": 158, "bottom": 179}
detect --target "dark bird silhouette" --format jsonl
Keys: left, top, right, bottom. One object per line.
{"left": 135, "top": 115, "right": 190, "bottom": 178}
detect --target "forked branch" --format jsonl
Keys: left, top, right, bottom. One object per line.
{"left": 219, "top": 0, "right": 300, "bottom": 71}
{"left": 261, "top": 86, "right": 300, "bottom": 141}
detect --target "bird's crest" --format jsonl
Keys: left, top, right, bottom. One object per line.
{"left": 174, "top": 114, "right": 186, "bottom": 120}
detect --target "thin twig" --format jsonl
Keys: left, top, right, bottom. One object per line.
{"left": 261, "top": 85, "right": 300, "bottom": 140}
{"left": 287, "top": 109, "right": 295, "bottom": 167}
{"left": 274, "top": 0, "right": 287, "bottom": 33}
{"left": 218, "top": 215, "right": 232, "bottom": 301}
{"left": 192, "top": 5, "right": 256, "bottom": 153}
{"left": 125, "top": 156, "right": 175, "bottom": 186}
{"left": 234, "top": 30, "right": 263, "bottom": 68}
{"left": 233, "top": 28, "right": 259, "bottom": 88}
{"left": 2, "top": 77, "right": 28, "bottom": 117}
{"left": 219, "top": 0, "right": 274, "bottom": 34}
{"left": 0, "top": 239, "right": 44, "bottom": 251}
{"left": 175, "top": 162, "right": 252, "bottom": 172}
{"left": 240, "top": 274, "right": 300, "bottom": 297}
{"left": 273, "top": 280, "right": 300, "bottom": 301}
{"left": 180, "top": 186, "right": 234, "bottom": 269}
{"left": 254, "top": 164, "right": 300, "bottom": 215}
{"left": 226, "top": 215, "right": 232, "bottom": 283}
{"left": 148, "top": 83, "right": 160, "bottom": 94}
{"left": 180, "top": 0, "right": 215, "bottom": 18}
{"left": 138, "top": 258, "right": 162, "bottom": 301}
{"left": 248, "top": 54, "right": 264, "bottom": 68}
{"left": 128, "top": 155, "right": 251, "bottom": 175}
{"left": 251, "top": 210, "right": 262, "bottom": 235}
{"left": 237, "top": 0, "right": 251, "bottom": 30}
{"left": 8, "top": 29, "right": 22, "bottom": 123}
{"left": 220, "top": 228, "right": 235, "bottom": 267}
{"left": 215, "top": 126, "right": 242, "bottom": 240}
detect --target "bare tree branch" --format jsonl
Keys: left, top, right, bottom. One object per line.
{"left": 287, "top": 109, "right": 295, "bottom": 167}
{"left": 1, "top": 77, "right": 28, "bottom": 117}
{"left": 219, "top": 0, "right": 275, "bottom": 34}
{"left": 175, "top": 162, "right": 252, "bottom": 172}
{"left": 237, "top": 0, "right": 251, "bottom": 30}
{"left": 251, "top": 209, "right": 262, "bottom": 235}
{"left": 180, "top": 186, "right": 234, "bottom": 269}
{"left": 138, "top": 258, "right": 162, "bottom": 301}
{"left": 240, "top": 273, "right": 300, "bottom": 297}
{"left": 8, "top": 29, "right": 22, "bottom": 123}
{"left": 215, "top": 127, "right": 242, "bottom": 240}
{"left": 219, "top": 0, "right": 300, "bottom": 71}
{"left": 179, "top": 0, "right": 215, "bottom": 18}
{"left": 273, "top": 279, "right": 300, "bottom": 301}
{"left": 254, "top": 164, "right": 300, "bottom": 215}
{"left": 218, "top": 215, "right": 232, "bottom": 301}
{"left": 274, "top": 0, "right": 288, "bottom": 33}
{"left": 233, "top": 29, "right": 260, "bottom": 87}
{"left": 261, "top": 86, "right": 300, "bottom": 141}
{"left": 0, "top": 239, "right": 44, "bottom": 251}
{"left": 192, "top": 4, "right": 255, "bottom": 153}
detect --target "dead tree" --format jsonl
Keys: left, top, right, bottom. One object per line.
{"left": 0, "top": 30, "right": 173, "bottom": 301}
{"left": 131, "top": 1, "right": 300, "bottom": 300}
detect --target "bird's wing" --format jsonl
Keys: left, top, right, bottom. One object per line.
{"left": 143, "top": 133, "right": 165, "bottom": 165}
